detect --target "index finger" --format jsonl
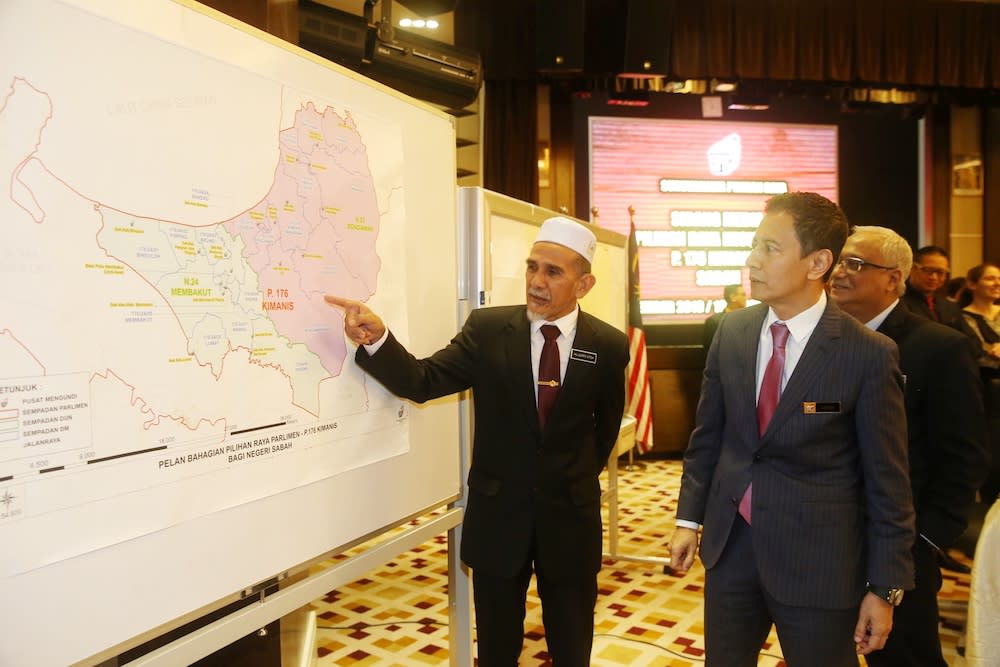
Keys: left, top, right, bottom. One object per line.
{"left": 324, "top": 295, "right": 358, "bottom": 310}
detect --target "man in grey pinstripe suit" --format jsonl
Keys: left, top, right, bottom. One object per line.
{"left": 668, "top": 192, "right": 916, "bottom": 667}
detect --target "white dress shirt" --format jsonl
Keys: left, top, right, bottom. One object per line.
{"left": 676, "top": 292, "right": 828, "bottom": 531}
{"left": 755, "top": 291, "right": 827, "bottom": 402}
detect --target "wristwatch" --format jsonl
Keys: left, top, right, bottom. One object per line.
{"left": 867, "top": 584, "right": 905, "bottom": 606}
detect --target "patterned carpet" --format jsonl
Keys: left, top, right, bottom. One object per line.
{"left": 306, "top": 459, "right": 973, "bottom": 666}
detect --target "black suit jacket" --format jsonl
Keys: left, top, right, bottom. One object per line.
{"left": 901, "top": 284, "right": 960, "bottom": 327}
{"left": 876, "top": 302, "right": 989, "bottom": 549}
{"left": 679, "top": 300, "right": 915, "bottom": 607}
{"left": 355, "top": 305, "right": 629, "bottom": 579}
{"left": 902, "top": 284, "right": 981, "bottom": 357}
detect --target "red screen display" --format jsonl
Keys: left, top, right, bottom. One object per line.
{"left": 589, "top": 117, "right": 838, "bottom": 323}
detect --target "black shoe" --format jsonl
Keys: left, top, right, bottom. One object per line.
{"left": 937, "top": 550, "right": 972, "bottom": 574}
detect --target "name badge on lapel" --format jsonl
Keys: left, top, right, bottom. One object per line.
{"left": 570, "top": 348, "right": 597, "bottom": 364}
{"left": 802, "top": 401, "right": 841, "bottom": 414}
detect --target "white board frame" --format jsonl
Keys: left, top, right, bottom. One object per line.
{"left": 457, "top": 187, "right": 628, "bottom": 332}
{"left": 1, "top": 1, "right": 466, "bottom": 665}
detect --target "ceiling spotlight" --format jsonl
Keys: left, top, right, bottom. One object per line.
{"left": 426, "top": 19, "right": 439, "bottom": 29}
{"left": 399, "top": 17, "right": 413, "bottom": 27}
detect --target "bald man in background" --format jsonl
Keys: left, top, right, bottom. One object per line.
{"left": 829, "top": 225, "right": 987, "bottom": 666}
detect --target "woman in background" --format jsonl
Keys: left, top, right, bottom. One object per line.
{"left": 960, "top": 263, "right": 1000, "bottom": 362}
{"left": 961, "top": 263, "right": 1000, "bottom": 504}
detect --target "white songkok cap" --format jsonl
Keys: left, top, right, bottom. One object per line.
{"left": 534, "top": 216, "right": 597, "bottom": 264}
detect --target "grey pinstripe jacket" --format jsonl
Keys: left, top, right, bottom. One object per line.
{"left": 679, "top": 300, "right": 915, "bottom": 608}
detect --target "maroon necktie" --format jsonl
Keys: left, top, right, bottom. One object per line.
{"left": 537, "top": 324, "right": 561, "bottom": 428}
{"left": 926, "top": 295, "right": 939, "bottom": 322}
{"left": 739, "top": 321, "right": 789, "bottom": 524}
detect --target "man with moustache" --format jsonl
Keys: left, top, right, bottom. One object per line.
{"left": 829, "top": 225, "right": 987, "bottom": 667}
{"left": 325, "top": 216, "right": 628, "bottom": 667}
{"left": 668, "top": 192, "right": 915, "bottom": 667}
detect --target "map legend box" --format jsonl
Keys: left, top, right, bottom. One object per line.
{"left": 0, "top": 409, "right": 19, "bottom": 443}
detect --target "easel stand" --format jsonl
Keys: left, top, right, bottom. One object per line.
{"left": 601, "top": 416, "right": 672, "bottom": 572}
{"left": 123, "top": 510, "right": 466, "bottom": 666}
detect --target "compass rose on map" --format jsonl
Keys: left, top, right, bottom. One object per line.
{"left": 1, "top": 490, "right": 15, "bottom": 511}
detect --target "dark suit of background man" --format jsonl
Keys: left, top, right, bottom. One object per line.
{"left": 668, "top": 192, "right": 916, "bottom": 667}
{"left": 325, "top": 217, "right": 629, "bottom": 667}
{"left": 903, "top": 245, "right": 983, "bottom": 380}
{"left": 830, "top": 226, "right": 988, "bottom": 667}
{"left": 703, "top": 283, "right": 747, "bottom": 349}
{"left": 903, "top": 246, "right": 966, "bottom": 329}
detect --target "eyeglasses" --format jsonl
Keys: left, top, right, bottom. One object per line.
{"left": 836, "top": 256, "right": 896, "bottom": 274}
{"left": 913, "top": 264, "right": 949, "bottom": 278}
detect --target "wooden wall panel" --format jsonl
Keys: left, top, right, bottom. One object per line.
{"left": 647, "top": 346, "right": 705, "bottom": 456}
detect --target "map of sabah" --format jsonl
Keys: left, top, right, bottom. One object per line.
{"left": 4, "top": 77, "right": 380, "bottom": 419}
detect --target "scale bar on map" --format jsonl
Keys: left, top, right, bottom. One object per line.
{"left": 231, "top": 421, "right": 287, "bottom": 436}
{"left": 89, "top": 445, "right": 168, "bottom": 464}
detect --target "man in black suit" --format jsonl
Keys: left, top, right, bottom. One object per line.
{"left": 902, "top": 246, "right": 953, "bottom": 320}
{"left": 703, "top": 283, "right": 747, "bottom": 349}
{"left": 669, "top": 193, "right": 915, "bottom": 667}
{"left": 902, "top": 246, "right": 981, "bottom": 351}
{"left": 325, "top": 216, "right": 628, "bottom": 666}
{"left": 829, "top": 225, "right": 988, "bottom": 667}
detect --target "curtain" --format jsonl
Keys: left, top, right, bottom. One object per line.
{"left": 663, "top": 0, "right": 1000, "bottom": 89}
{"left": 483, "top": 80, "right": 538, "bottom": 204}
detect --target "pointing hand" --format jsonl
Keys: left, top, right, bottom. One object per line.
{"left": 324, "top": 295, "right": 386, "bottom": 346}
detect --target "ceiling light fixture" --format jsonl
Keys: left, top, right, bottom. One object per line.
{"left": 727, "top": 96, "right": 770, "bottom": 111}
{"left": 398, "top": 16, "right": 438, "bottom": 30}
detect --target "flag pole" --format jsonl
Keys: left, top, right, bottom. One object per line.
{"left": 602, "top": 207, "right": 672, "bottom": 571}
{"left": 624, "top": 204, "right": 652, "bottom": 471}
{"left": 624, "top": 444, "right": 643, "bottom": 471}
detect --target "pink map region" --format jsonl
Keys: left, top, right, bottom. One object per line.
{"left": 223, "top": 102, "right": 381, "bottom": 377}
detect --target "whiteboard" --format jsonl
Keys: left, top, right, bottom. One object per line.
{"left": 458, "top": 187, "right": 628, "bottom": 328}
{"left": 0, "top": 1, "right": 461, "bottom": 665}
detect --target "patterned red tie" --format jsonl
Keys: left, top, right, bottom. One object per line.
{"left": 537, "top": 325, "right": 561, "bottom": 428}
{"left": 739, "top": 321, "right": 789, "bottom": 524}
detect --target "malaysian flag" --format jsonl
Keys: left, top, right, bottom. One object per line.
{"left": 626, "top": 218, "right": 653, "bottom": 453}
